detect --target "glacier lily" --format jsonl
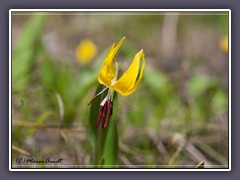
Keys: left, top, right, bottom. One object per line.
{"left": 89, "top": 37, "right": 145, "bottom": 129}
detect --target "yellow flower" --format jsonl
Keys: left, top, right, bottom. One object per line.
{"left": 220, "top": 35, "right": 228, "bottom": 53}
{"left": 89, "top": 37, "right": 145, "bottom": 129}
{"left": 98, "top": 37, "right": 145, "bottom": 96}
{"left": 75, "top": 39, "right": 97, "bottom": 64}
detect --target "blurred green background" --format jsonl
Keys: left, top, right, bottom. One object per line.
{"left": 11, "top": 11, "right": 229, "bottom": 168}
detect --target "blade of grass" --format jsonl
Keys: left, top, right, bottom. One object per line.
{"left": 12, "top": 145, "right": 31, "bottom": 156}
{"left": 89, "top": 84, "right": 103, "bottom": 160}
{"left": 195, "top": 161, "right": 205, "bottom": 168}
{"left": 12, "top": 14, "right": 47, "bottom": 90}
{"left": 195, "top": 142, "right": 228, "bottom": 165}
{"left": 26, "top": 111, "right": 52, "bottom": 137}
{"left": 100, "top": 93, "right": 118, "bottom": 167}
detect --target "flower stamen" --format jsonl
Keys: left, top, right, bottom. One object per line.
{"left": 88, "top": 87, "right": 108, "bottom": 105}
{"left": 103, "top": 100, "right": 113, "bottom": 129}
{"left": 96, "top": 105, "right": 104, "bottom": 128}
{"left": 96, "top": 99, "right": 113, "bottom": 129}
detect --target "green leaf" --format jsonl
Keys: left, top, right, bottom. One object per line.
{"left": 39, "top": 54, "right": 57, "bottom": 87}
{"left": 12, "top": 14, "right": 47, "bottom": 90}
{"left": 99, "top": 158, "right": 105, "bottom": 166}
{"left": 88, "top": 84, "right": 119, "bottom": 167}
{"left": 100, "top": 93, "right": 118, "bottom": 167}
{"left": 89, "top": 84, "right": 104, "bottom": 155}
{"left": 195, "top": 161, "right": 204, "bottom": 168}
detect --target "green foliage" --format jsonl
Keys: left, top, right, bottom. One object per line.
{"left": 100, "top": 93, "right": 119, "bottom": 166}
{"left": 38, "top": 47, "right": 98, "bottom": 125}
{"left": 12, "top": 14, "right": 47, "bottom": 90}
{"left": 187, "top": 74, "right": 228, "bottom": 122}
{"left": 188, "top": 75, "right": 213, "bottom": 96}
{"left": 89, "top": 84, "right": 103, "bottom": 153}
{"left": 89, "top": 84, "right": 119, "bottom": 167}
{"left": 211, "top": 89, "right": 228, "bottom": 112}
{"left": 26, "top": 111, "right": 52, "bottom": 137}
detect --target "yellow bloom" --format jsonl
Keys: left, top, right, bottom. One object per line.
{"left": 220, "top": 35, "right": 228, "bottom": 53}
{"left": 89, "top": 37, "right": 145, "bottom": 129}
{"left": 98, "top": 37, "right": 145, "bottom": 96}
{"left": 75, "top": 39, "right": 97, "bottom": 64}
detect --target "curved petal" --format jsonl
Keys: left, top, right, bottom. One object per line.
{"left": 112, "top": 49, "right": 145, "bottom": 96}
{"left": 98, "top": 37, "right": 126, "bottom": 87}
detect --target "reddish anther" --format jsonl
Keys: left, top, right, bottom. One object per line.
{"left": 103, "top": 101, "right": 113, "bottom": 129}
{"left": 89, "top": 88, "right": 114, "bottom": 129}
{"left": 96, "top": 105, "right": 104, "bottom": 128}
{"left": 95, "top": 100, "right": 114, "bottom": 130}
{"left": 101, "top": 103, "right": 107, "bottom": 128}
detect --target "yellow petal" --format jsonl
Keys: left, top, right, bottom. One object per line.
{"left": 98, "top": 37, "right": 126, "bottom": 87}
{"left": 112, "top": 49, "right": 145, "bottom": 96}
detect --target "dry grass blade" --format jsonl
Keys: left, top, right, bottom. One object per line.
{"left": 185, "top": 142, "right": 212, "bottom": 166}
{"left": 13, "top": 121, "right": 86, "bottom": 131}
{"left": 119, "top": 154, "right": 137, "bottom": 168}
{"left": 195, "top": 142, "right": 228, "bottom": 165}
{"left": 147, "top": 130, "right": 169, "bottom": 157}
{"left": 12, "top": 145, "right": 31, "bottom": 156}
{"left": 195, "top": 161, "right": 205, "bottom": 168}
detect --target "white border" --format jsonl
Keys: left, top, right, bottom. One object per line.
{"left": 9, "top": 9, "right": 231, "bottom": 171}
